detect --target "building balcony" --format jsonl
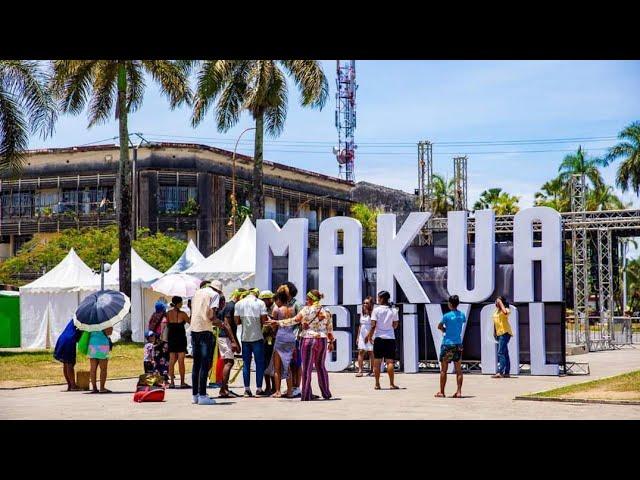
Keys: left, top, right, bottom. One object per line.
{"left": 0, "top": 212, "right": 118, "bottom": 235}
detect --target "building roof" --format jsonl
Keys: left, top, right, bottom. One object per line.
{"left": 23, "top": 141, "right": 354, "bottom": 187}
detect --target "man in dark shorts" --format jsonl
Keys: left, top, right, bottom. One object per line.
{"left": 436, "top": 295, "right": 466, "bottom": 398}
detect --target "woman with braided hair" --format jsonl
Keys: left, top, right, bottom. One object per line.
{"left": 268, "top": 289, "right": 334, "bottom": 401}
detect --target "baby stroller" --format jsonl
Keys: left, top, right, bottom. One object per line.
{"left": 133, "top": 372, "right": 166, "bottom": 402}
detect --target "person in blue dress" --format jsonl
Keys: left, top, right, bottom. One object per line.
{"left": 54, "top": 319, "right": 83, "bottom": 391}
{"left": 435, "top": 295, "right": 466, "bottom": 398}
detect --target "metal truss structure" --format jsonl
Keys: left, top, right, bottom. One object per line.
{"left": 453, "top": 156, "right": 468, "bottom": 211}
{"left": 571, "top": 174, "right": 590, "bottom": 348}
{"left": 417, "top": 141, "right": 434, "bottom": 213}
{"left": 334, "top": 60, "right": 357, "bottom": 182}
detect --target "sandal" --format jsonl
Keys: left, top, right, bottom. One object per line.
{"left": 218, "top": 392, "right": 231, "bottom": 398}
{"left": 390, "top": 385, "right": 400, "bottom": 390}
{"left": 434, "top": 392, "right": 445, "bottom": 397}
{"left": 99, "top": 388, "right": 112, "bottom": 394}
{"left": 374, "top": 385, "right": 381, "bottom": 390}
{"left": 355, "top": 373, "right": 364, "bottom": 377}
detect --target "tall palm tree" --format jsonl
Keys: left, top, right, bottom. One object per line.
{"left": 473, "top": 188, "right": 503, "bottom": 210}
{"left": 534, "top": 176, "right": 571, "bottom": 212}
{"left": 50, "top": 61, "right": 190, "bottom": 298}
{"left": 431, "top": 174, "right": 454, "bottom": 216}
{"left": 558, "top": 145, "right": 606, "bottom": 188}
{"left": 191, "top": 60, "right": 328, "bottom": 220}
{"left": 602, "top": 121, "right": 640, "bottom": 195}
{"left": 586, "top": 184, "right": 628, "bottom": 211}
{"left": 0, "top": 60, "right": 57, "bottom": 176}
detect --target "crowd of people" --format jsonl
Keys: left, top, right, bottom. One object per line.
{"left": 53, "top": 278, "right": 516, "bottom": 402}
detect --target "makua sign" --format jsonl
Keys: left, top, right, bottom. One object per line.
{"left": 256, "top": 207, "right": 564, "bottom": 376}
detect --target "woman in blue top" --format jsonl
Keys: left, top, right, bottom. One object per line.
{"left": 53, "top": 319, "right": 83, "bottom": 391}
{"left": 436, "top": 295, "right": 466, "bottom": 398}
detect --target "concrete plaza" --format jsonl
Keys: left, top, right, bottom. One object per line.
{"left": 1, "top": 348, "right": 639, "bottom": 420}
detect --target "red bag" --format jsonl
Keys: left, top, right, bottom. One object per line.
{"left": 133, "top": 386, "right": 165, "bottom": 403}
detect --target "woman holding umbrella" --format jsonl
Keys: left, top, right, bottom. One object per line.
{"left": 74, "top": 289, "right": 131, "bottom": 394}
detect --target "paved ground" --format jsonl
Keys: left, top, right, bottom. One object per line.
{"left": 1, "top": 348, "right": 639, "bottom": 419}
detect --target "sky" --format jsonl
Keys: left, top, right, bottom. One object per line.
{"left": 30, "top": 60, "right": 640, "bottom": 213}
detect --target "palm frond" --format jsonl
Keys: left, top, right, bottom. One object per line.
{"left": 0, "top": 60, "right": 57, "bottom": 140}
{"left": 126, "top": 61, "right": 145, "bottom": 114}
{"left": 0, "top": 87, "right": 28, "bottom": 176}
{"left": 263, "top": 67, "right": 288, "bottom": 137}
{"left": 87, "top": 61, "right": 118, "bottom": 127}
{"left": 51, "top": 60, "right": 98, "bottom": 114}
{"left": 191, "top": 60, "right": 235, "bottom": 126}
{"left": 280, "top": 60, "right": 328, "bottom": 109}
{"left": 141, "top": 60, "right": 191, "bottom": 109}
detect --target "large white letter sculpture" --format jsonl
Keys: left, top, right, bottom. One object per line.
{"left": 447, "top": 209, "right": 495, "bottom": 303}
{"left": 377, "top": 213, "right": 431, "bottom": 303}
{"left": 319, "top": 216, "right": 363, "bottom": 305}
{"left": 403, "top": 304, "right": 419, "bottom": 373}
{"left": 255, "top": 218, "right": 308, "bottom": 302}
{"left": 324, "top": 306, "right": 352, "bottom": 372}
{"left": 513, "top": 206, "right": 563, "bottom": 302}
{"left": 529, "top": 303, "right": 559, "bottom": 375}
{"left": 480, "top": 304, "right": 520, "bottom": 375}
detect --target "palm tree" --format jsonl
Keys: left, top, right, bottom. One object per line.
{"left": 602, "top": 121, "right": 640, "bottom": 195}
{"left": 586, "top": 184, "right": 628, "bottom": 211}
{"left": 50, "top": 61, "right": 190, "bottom": 298}
{"left": 534, "top": 176, "right": 571, "bottom": 212}
{"left": 191, "top": 60, "right": 328, "bottom": 220}
{"left": 493, "top": 192, "right": 520, "bottom": 215}
{"left": 0, "top": 60, "right": 57, "bottom": 176}
{"left": 473, "top": 188, "right": 503, "bottom": 210}
{"left": 558, "top": 145, "right": 606, "bottom": 188}
{"left": 431, "top": 174, "right": 454, "bottom": 216}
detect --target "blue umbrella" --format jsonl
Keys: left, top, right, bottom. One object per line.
{"left": 73, "top": 290, "right": 131, "bottom": 332}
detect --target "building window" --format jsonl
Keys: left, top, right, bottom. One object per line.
{"left": 158, "top": 186, "right": 197, "bottom": 214}
{"left": 0, "top": 191, "right": 34, "bottom": 218}
{"left": 58, "top": 188, "right": 113, "bottom": 214}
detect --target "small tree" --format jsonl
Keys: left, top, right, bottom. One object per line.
{"left": 350, "top": 203, "right": 381, "bottom": 247}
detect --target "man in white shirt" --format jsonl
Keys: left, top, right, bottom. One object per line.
{"left": 189, "top": 280, "right": 221, "bottom": 405}
{"left": 235, "top": 287, "right": 268, "bottom": 397}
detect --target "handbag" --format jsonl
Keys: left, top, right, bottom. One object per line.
{"left": 77, "top": 331, "right": 90, "bottom": 355}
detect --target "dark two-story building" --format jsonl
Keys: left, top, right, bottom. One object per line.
{"left": 0, "top": 142, "right": 358, "bottom": 261}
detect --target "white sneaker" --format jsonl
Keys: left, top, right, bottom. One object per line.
{"left": 292, "top": 387, "right": 301, "bottom": 397}
{"left": 198, "top": 395, "right": 216, "bottom": 405}
{"left": 192, "top": 395, "right": 199, "bottom": 404}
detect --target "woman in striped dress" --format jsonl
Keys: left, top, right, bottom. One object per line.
{"left": 268, "top": 289, "right": 334, "bottom": 401}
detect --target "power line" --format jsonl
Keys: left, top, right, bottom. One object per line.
{"left": 140, "top": 132, "right": 619, "bottom": 148}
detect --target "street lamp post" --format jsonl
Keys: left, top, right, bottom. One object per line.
{"left": 230, "top": 127, "right": 256, "bottom": 234}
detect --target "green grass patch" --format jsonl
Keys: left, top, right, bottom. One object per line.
{"left": 525, "top": 370, "right": 640, "bottom": 401}
{"left": 0, "top": 343, "right": 193, "bottom": 388}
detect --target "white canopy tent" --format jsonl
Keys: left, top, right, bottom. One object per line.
{"left": 185, "top": 217, "right": 256, "bottom": 297}
{"left": 164, "top": 239, "right": 205, "bottom": 274}
{"left": 85, "top": 249, "right": 164, "bottom": 342}
{"left": 20, "top": 249, "right": 100, "bottom": 349}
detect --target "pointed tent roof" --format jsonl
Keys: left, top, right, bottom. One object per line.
{"left": 102, "top": 248, "right": 163, "bottom": 286}
{"left": 186, "top": 217, "right": 256, "bottom": 276}
{"left": 20, "top": 248, "right": 98, "bottom": 293}
{"left": 164, "top": 239, "right": 205, "bottom": 275}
